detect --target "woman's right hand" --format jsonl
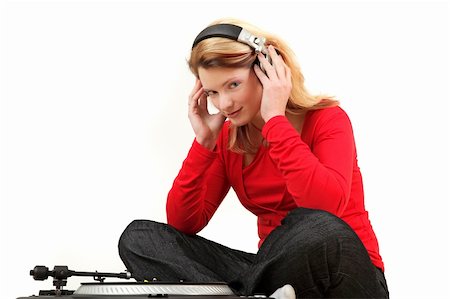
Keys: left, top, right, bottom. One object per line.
{"left": 188, "top": 79, "right": 226, "bottom": 150}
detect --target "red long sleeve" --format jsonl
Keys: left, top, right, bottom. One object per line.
{"left": 166, "top": 139, "right": 230, "bottom": 234}
{"left": 262, "top": 110, "right": 355, "bottom": 216}
{"left": 166, "top": 106, "right": 384, "bottom": 271}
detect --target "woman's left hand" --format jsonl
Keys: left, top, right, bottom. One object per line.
{"left": 253, "top": 45, "right": 292, "bottom": 123}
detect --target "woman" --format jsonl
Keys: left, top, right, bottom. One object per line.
{"left": 119, "top": 18, "right": 389, "bottom": 298}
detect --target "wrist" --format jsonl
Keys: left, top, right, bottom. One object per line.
{"left": 195, "top": 136, "right": 216, "bottom": 151}
{"left": 263, "top": 112, "right": 285, "bottom": 123}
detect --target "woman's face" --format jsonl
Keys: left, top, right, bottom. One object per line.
{"left": 198, "top": 66, "right": 263, "bottom": 127}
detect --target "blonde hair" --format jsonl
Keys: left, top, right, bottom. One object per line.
{"left": 188, "top": 18, "right": 338, "bottom": 154}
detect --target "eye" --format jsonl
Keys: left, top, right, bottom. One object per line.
{"left": 204, "top": 90, "right": 217, "bottom": 97}
{"left": 229, "top": 82, "right": 241, "bottom": 89}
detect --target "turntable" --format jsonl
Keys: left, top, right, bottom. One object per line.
{"left": 17, "top": 266, "right": 271, "bottom": 299}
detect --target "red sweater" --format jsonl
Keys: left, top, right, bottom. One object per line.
{"left": 167, "top": 106, "right": 384, "bottom": 271}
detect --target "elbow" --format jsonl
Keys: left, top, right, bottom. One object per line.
{"left": 333, "top": 194, "right": 349, "bottom": 217}
{"left": 324, "top": 181, "right": 349, "bottom": 217}
{"left": 166, "top": 212, "right": 201, "bottom": 235}
{"left": 296, "top": 184, "right": 350, "bottom": 217}
{"left": 320, "top": 175, "right": 350, "bottom": 217}
{"left": 167, "top": 219, "right": 198, "bottom": 235}
{"left": 313, "top": 194, "right": 349, "bottom": 217}
{"left": 166, "top": 202, "right": 206, "bottom": 235}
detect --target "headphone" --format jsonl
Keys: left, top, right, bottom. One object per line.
{"left": 192, "top": 23, "right": 272, "bottom": 71}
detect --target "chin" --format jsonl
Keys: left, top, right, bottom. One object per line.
{"left": 227, "top": 108, "right": 260, "bottom": 127}
{"left": 228, "top": 118, "right": 249, "bottom": 127}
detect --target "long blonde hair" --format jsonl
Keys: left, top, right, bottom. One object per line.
{"left": 188, "top": 18, "right": 338, "bottom": 154}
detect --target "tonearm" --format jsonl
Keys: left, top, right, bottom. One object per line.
{"left": 30, "top": 265, "right": 131, "bottom": 296}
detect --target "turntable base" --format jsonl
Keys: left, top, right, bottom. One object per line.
{"left": 18, "top": 296, "right": 245, "bottom": 299}
{"left": 18, "top": 265, "right": 272, "bottom": 299}
{"left": 17, "top": 282, "right": 267, "bottom": 298}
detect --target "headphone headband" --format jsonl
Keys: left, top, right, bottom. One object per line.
{"left": 192, "top": 23, "right": 267, "bottom": 54}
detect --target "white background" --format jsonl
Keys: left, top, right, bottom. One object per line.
{"left": 1, "top": 0, "right": 449, "bottom": 298}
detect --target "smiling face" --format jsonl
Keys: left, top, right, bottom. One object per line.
{"left": 198, "top": 66, "right": 264, "bottom": 127}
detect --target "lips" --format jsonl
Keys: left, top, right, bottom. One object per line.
{"left": 226, "top": 107, "right": 243, "bottom": 118}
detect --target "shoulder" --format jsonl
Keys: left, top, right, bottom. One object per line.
{"left": 305, "top": 106, "right": 353, "bottom": 129}
{"left": 307, "top": 105, "right": 349, "bottom": 120}
{"left": 302, "top": 106, "right": 355, "bottom": 142}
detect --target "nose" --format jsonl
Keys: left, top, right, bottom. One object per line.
{"left": 218, "top": 94, "right": 233, "bottom": 112}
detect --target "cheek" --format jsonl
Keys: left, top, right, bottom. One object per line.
{"left": 249, "top": 84, "right": 263, "bottom": 107}
{"left": 247, "top": 74, "right": 263, "bottom": 103}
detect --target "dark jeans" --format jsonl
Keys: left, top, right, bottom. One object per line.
{"left": 118, "top": 208, "right": 389, "bottom": 298}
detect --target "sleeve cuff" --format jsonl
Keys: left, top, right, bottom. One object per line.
{"left": 262, "top": 115, "right": 290, "bottom": 139}
{"left": 191, "top": 138, "right": 218, "bottom": 160}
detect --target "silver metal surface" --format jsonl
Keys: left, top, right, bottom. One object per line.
{"left": 74, "top": 283, "right": 235, "bottom": 296}
{"left": 237, "top": 28, "right": 267, "bottom": 54}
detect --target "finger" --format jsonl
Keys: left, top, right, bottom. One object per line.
{"left": 257, "top": 52, "right": 277, "bottom": 79}
{"left": 284, "top": 64, "right": 292, "bottom": 83}
{"left": 198, "top": 92, "right": 208, "bottom": 111}
{"left": 275, "top": 58, "right": 290, "bottom": 82}
{"left": 189, "top": 85, "right": 204, "bottom": 103}
{"left": 189, "top": 79, "right": 203, "bottom": 100}
{"left": 188, "top": 86, "right": 205, "bottom": 113}
{"left": 280, "top": 57, "right": 291, "bottom": 81}
{"left": 253, "top": 63, "right": 269, "bottom": 85}
{"left": 268, "top": 45, "right": 286, "bottom": 79}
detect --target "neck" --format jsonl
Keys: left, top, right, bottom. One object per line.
{"left": 247, "top": 121, "right": 264, "bottom": 147}
{"left": 250, "top": 112, "right": 265, "bottom": 132}
{"left": 286, "top": 110, "right": 307, "bottom": 134}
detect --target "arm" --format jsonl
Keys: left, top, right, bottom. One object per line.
{"left": 262, "top": 109, "right": 355, "bottom": 216}
{"left": 166, "top": 139, "right": 230, "bottom": 234}
{"left": 166, "top": 79, "right": 230, "bottom": 234}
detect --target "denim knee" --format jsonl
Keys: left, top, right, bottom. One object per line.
{"left": 118, "top": 220, "right": 164, "bottom": 253}
{"left": 279, "top": 208, "right": 364, "bottom": 255}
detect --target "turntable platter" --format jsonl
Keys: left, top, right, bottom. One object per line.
{"left": 74, "top": 282, "right": 235, "bottom": 296}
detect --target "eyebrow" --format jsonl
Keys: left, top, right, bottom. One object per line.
{"left": 203, "top": 76, "right": 242, "bottom": 92}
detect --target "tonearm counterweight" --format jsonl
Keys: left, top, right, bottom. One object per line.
{"left": 30, "top": 265, "right": 131, "bottom": 296}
